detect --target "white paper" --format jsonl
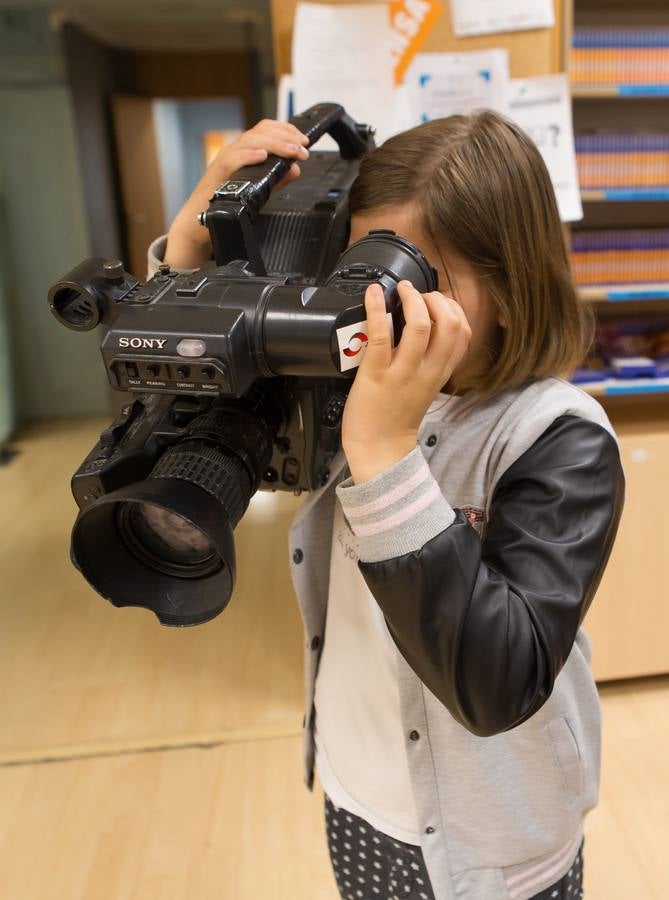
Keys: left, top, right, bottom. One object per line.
{"left": 291, "top": 2, "right": 396, "bottom": 150}
{"left": 507, "top": 74, "right": 583, "bottom": 222}
{"left": 450, "top": 0, "right": 553, "bottom": 38}
{"left": 404, "top": 50, "right": 510, "bottom": 123}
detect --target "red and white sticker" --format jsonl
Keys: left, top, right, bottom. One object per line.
{"left": 336, "top": 314, "right": 395, "bottom": 372}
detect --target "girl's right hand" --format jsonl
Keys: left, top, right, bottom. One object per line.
{"left": 165, "top": 119, "right": 310, "bottom": 269}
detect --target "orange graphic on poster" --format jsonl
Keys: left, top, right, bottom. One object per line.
{"left": 390, "top": 0, "right": 444, "bottom": 85}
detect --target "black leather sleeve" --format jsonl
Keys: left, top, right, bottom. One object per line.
{"left": 358, "top": 415, "right": 626, "bottom": 737}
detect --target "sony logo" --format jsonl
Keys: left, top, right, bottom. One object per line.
{"left": 119, "top": 337, "right": 167, "bottom": 349}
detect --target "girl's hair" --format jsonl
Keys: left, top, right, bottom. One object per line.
{"left": 349, "top": 110, "right": 594, "bottom": 400}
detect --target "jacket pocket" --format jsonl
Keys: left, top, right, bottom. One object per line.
{"left": 545, "top": 717, "right": 584, "bottom": 797}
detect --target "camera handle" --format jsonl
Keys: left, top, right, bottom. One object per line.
{"left": 200, "top": 103, "right": 375, "bottom": 274}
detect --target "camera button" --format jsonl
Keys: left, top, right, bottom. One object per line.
{"left": 177, "top": 338, "right": 207, "bottom": 357}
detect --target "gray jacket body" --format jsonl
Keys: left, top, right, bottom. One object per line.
{"left": 289, "top": 377, "right": 624, "bottom": 900}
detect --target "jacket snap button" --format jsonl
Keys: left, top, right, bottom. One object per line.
{"left": 426, "top": 434, "right": 437, "bottom": 447}
{"left": 293, "top": 548, "right": 304, "bottom": 564}
{"left": 311, "top": 635, "right": 321, "bottom": 650}
{"left": 409, "top": 730, "right": 420, "bottom": 741}
{"left": 425, "top": 826, "right": 435, "bottom": 834}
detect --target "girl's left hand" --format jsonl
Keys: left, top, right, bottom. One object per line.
{"left": 342, "top": 280, "right": 472, "bottom": 484}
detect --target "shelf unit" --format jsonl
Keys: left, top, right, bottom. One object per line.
{"left": 568, "top": 0, "right": 669, "bottom": 679}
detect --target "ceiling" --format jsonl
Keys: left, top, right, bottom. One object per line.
{"left": 1, "top": 0, "right": 273, "bottom": 51}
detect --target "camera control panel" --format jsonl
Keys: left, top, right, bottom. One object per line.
{"left": 110, "top": 357, "right": 231, "bottom": 396}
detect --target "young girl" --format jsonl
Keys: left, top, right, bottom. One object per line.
{"left": 150, "top": 113, "right": 625, "bottom": 900}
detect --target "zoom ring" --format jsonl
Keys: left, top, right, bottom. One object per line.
{"left": 149, "top": 443, "right": 252, "bottom": 527}
{"left": 186, "top": 410, "right": 274, "bottom": 493}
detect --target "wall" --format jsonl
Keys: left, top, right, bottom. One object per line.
{"left": 0, "top": 9, "right": 109, "bottom": 422}
{"left": 0, "top": 198, "right": 13, "bottom": 445}
{"left": 61, "top": 22, "right": 135, "bottom": 262}
{"left": 154, "top": 97, "right": 244, "bottom": 228}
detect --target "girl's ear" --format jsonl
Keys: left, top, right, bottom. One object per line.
{"left": 497, "top": 312, "right": 507, "bottom": 328}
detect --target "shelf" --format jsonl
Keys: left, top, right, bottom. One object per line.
{"left": 578, "top": 283, "right": 669, "bottom": 302}
{"left": 580, "top": 188, "right": 669, "bottom": 201}
{"left": 578, "top": 376, "right": 669, "bottom": 396}
{"left": 572, "top": 85, "right": 669, "bottom": 98}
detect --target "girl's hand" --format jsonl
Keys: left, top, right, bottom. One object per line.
{"left": 165, "top": 119, "right": 310, "bottom": 269}
{"left": 342, "top": 281, "right": 472, "bottom": 484}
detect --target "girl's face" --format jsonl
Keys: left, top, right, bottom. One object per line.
{"left": 348, "top": 204, "right": 505, "bottom": 395}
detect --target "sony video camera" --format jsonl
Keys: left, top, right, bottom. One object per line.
{"left": 48, "top": 103, "right": 438, "bottom": 627}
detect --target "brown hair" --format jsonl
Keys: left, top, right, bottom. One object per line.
{"left": 349, "top": 110, "right": 594, "bottom": 400}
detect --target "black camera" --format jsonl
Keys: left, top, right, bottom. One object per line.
{"left": 48, "top": 103, "right": 438, "bottom": 627}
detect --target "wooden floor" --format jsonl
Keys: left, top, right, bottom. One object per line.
{"left": 0, "top": 418, "right": 667, "bottom": 900}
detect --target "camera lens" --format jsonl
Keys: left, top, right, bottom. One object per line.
{"left": 117, "top": 501, "right": 222, "bottom": 577}
{"left": 69, "top": 392, "right": 284, "bottom": 626}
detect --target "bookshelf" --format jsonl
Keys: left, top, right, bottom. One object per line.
{"left": 568, "top": 0, "right": 669, "bottom": 679}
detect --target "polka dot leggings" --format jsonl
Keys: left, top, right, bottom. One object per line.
{"left": 324, "top": 794, "right": 585, "bottom": 900}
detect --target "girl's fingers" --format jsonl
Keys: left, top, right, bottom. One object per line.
{"left": 251, "top": 119, "right": 310, "bottom": 146}
{"left": 392, "top": 281, "right": 433, "bottom": 372}
{"left": 360, "top": 283, "right": 392, "bottom": 372}
{"left": 275, "top": 163, "right": 301, "bottom": 190}
{"left": 422, "top": 291, "right": 472, "bottom": 375}
{"left": 238, "top": 132, "right": 310, "bottom": 159}
{"left": 222, "top": 147, "right": 268, "bottom": 168}
{"left": 245, "top": 120, "right": 310, "bottom": 154}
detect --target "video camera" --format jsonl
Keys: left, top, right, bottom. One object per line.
{"left": 48, "top": 103, "right": 438, "bottom": 626}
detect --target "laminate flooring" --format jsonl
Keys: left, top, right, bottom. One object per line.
{"left": 0, "top": 419, "right": 666, "bottom": 899}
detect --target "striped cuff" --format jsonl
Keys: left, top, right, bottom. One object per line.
{"left": 146, "top": 234, "right": 199, "bottom": 280}
{"left": 335, "top": 447, "right": 456, "bottom": 563}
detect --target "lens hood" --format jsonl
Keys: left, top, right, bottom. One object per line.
{"left": 71, "top": 479, "right": 236, "bottom": 626}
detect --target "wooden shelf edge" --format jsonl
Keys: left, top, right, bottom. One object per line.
{"left": 580, "top": 189, "right": 669, "bottom": 201}
{"left": 577, "top": 377, "right": 669, "bottom": 397}
{"left": 572, "top": 84, "right": 669, "bottom": 98}
{"left": 578, "top": 284, "right": 669, "bottom": 303}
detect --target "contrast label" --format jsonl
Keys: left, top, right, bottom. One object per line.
{"left": 336, "top": 314, "right": 394, "bottom": 372}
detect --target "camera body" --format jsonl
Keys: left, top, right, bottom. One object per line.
{"left": 48, "top": 104, "right": 439, "bottom": 625}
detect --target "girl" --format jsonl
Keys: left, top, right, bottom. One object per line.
{"left": 150, "top": 113, "right": 625, "bottom": 900}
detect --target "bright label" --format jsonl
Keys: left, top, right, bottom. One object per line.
{"left": 336, "top": 313, "right": 395, "bottom": 372}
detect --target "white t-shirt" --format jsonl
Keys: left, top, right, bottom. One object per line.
{"left": 313, "top": 394, "right": 457, "bottom": 844}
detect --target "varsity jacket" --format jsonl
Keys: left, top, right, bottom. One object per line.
{"left": 289, "top": 377, "right": 625, "bottom": 900}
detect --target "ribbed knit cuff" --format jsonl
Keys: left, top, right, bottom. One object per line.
{"left": 146, "top": 234, "right": 199, "bottom": 280}
{"left": 335, "top": 447, "right": 456, "bottom": 563}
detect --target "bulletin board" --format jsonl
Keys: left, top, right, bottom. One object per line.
{"left": 270, "top": 0, "right": 566, "bottom": 84}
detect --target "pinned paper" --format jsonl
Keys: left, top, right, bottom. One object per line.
{"left": 404, "top": 49, "right": 510, "bottom": 122}
{"left": 450, "top": 0, "right": 554, "bottom": 38}
{"left": 390, "top": 0, "right": 444, "bottom": 85}
{"left": 507, "top": 74, "right": 583, "bottom": 222}
{"left": 292, "top": 2, "right": 396, "bottom": 148}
